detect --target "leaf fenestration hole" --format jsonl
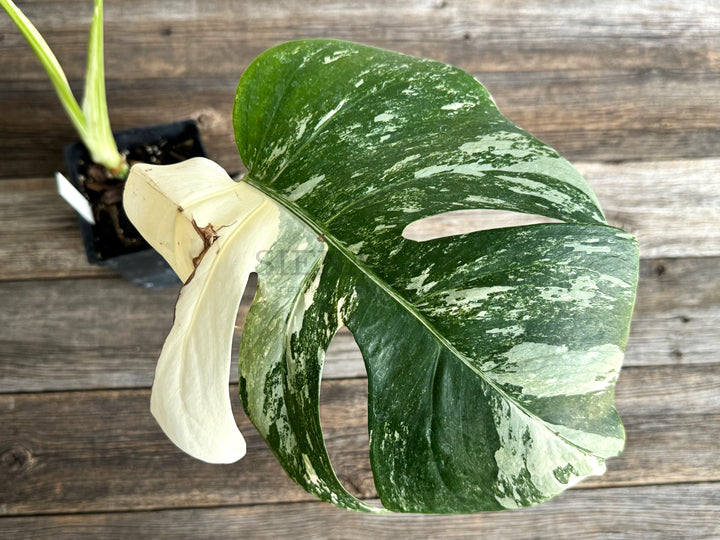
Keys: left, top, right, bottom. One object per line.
{"left": 402, "top": 209, "right": 562, "bottom": 242}
{"left": 230, "top": 272, "right": 258, "bottom": 383}
{"left": 320, "top": 326, "right": 375, "bottom": 501}
{"left": 323, "top": 325, "right": 364, "bottom": 379}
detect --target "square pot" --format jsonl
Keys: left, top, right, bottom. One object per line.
{"left": 63, "top": 120, "right": 207, "bottom": 288}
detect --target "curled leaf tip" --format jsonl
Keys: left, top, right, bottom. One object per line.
{"left": 126, "top": 158, "right": 280, "bottom": 464}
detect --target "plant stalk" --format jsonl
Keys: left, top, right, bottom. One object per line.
{"left": 1, "top": 0, "right": 128, "bottom": 177}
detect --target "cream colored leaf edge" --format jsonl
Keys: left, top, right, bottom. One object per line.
{"left": 124, "top": 157, "right": 280, "bottom": 463}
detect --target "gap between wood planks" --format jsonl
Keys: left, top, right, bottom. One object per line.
{"left": 0, "top": 364, "right": 719, "bottom": 516}
{"left": 1, "top": 77, "right": 719, "bottom": 179}
{"left": 0, "top": 479, "right": 718, "bottom": 519}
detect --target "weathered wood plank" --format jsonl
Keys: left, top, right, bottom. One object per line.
{"left": 2, "top": 158, "right": 718, "bottom": 282}
{"left": 0, "top": 481, "right": 717, "bottom": 540}
{"left": 0, "top": 79, "right": 243, "bottom": 181}
{"left": 2, "top": 0, "right": 718, "bottom": 79}
{"left": 2, "top": 483, "right": 719, "bottom": 540}
{"left": 0, "top": 255, "right": 717, "bottom": 392}
{"left": 0, "top": 365, "right": 718, "bottom": 515}
{"left": 630, "top": 257, "right": 720, "bottom": 366}
{"left": 0, "top": 177, "right": 112, "bottom": 280}
{"left": 1, "top": 69, "right": 718, "bottom": 178}
{"left": 578, "top": 160, "right": 720, "bottom": 259}
{"left": 0, "top": 382, "right": 368, "bottom": 515}
{"left": 1, "top": 0, "right": 719, "bottom": 177}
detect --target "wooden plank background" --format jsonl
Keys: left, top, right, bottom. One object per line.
{"left": 1, "top": 1, "right": 718, "bottom": 538}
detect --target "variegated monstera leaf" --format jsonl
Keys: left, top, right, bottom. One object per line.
{"left": 124, "top": 40, "right": 639, "bottom": 514}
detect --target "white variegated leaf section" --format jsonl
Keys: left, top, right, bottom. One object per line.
{"left": 125, "top": 158, "right": 281, "bottom": 464}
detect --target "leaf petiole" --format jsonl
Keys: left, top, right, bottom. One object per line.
{"left": 0, "top": 0, "right": 127, "bottom": 176}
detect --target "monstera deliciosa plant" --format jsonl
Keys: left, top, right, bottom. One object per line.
{"left": 124, "top": 39, "right": 639, "bottom": 514}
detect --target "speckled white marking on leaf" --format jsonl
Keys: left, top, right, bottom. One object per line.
{"left": 287, "top": 264, "right": 325, "bottom": 337}
{"left": 323, "top": 49, "right": 355, "bottom": 64}
{"left": 314, "top": 99, "right": 347, "bottom": 131}
{"left": 302, "top": 453, "right": 321, "bottom": 484}
{"left": 266, "top": 141, "right": 289, "bottom": 166}
{"left": 414, "top": 164, "right": 453, "bottom": 179}
{"left": 489, "top": 342, "right": 623, "bottom": 399}
{"left": 405, "top": 266, "right": 438, "bottom": 296}
{"left": 374, "top": 112, "right": 395, "bottom": 122}
{"left": 442, "top": 102, "right": 473, "bottom": 110}
{"left": 440, "top": 286, "right": 514, "bottom": 307}
{"left": 563, "top": 240, "right": 612, "bottom": 254}
{"left": 547, "top": 421, "right": 624, "bottom": 459}
{"left": 536, "top": 274, "right": 609, "bottom": 309}
{"left": 491, "top": 394, "right": 606, "bottom": 509}
{"left": 295, "top": 115, "right": 311, "bottom": 140}
{"left": 287, "top": 174, "right": 325, "bottom": 202}
{"left": 486, "top": 325, "right": 524, "bottom": 337}
{"left": 413, "top": 132, "right": 600, "bottom": 208}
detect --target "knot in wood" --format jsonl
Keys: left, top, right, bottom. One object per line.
{"left": 1, "top": 444, "right": 35, "bottom": 473}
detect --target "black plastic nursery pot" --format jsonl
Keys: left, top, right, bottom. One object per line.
{"left": 64, "top": 120, "right": 206, "bottom": 288}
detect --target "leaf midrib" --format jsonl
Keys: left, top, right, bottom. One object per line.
{"left": 239, "top": 41, "right": 611, "bottom": 461}
{"left": 242, "top": 175, "right": 609, "bottom": 461}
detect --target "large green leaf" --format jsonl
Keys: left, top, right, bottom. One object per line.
{"left": 124, "top": 39, "right": 639, "bottom": 514}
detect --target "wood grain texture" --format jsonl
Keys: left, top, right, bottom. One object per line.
{"left": 1, "top": 72, "right": 718, "bottom": 178}
{"left": 1, "top": 483, "right": 720, "bottom": 540}
{"left": 1, "top": 256, "right": 718, "bottom": 392}
{"left": 0, "top": 79, "right": 243, "bottom": 180}
{"left": 3, "top": 0, "right": 717, "bottom": 79}
{"left": 0, "top": 383, "right": 369, "bottom": 515}
{"left": 1, "top": 0, "right": 719, "bottom": 177}
{"left": 1, "top": 365, "right": 719, "bottom": 516}
{"left": 0, "top": 177, "right": 112, "bottom": 280}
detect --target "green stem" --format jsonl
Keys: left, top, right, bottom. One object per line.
{"left": 82, "top": 0, "right": 127, "bottom": 176}
{"left": 1, "top": 0, "right": 126, "bottom": 176}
